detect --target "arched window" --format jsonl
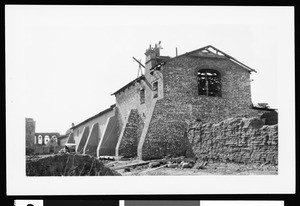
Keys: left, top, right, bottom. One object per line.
{"left": 38, "top": 135, "right": 43, "bottom": 144}
{"left": 44, "top": 135, "right": 50, "bottom": 144}
{"left": 51, "top": 135, "right": 57, "bottom": 142}
{"left": 197, "top": 69, "right": 221, "bottom": 97}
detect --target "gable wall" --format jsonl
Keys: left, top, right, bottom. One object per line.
{"left": 140, "top": 55, "right": 263, "bottom": 160}
{"left": 161, "top": 55, "right": 254, "bottom": 123}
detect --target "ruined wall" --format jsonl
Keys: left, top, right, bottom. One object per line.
{"left": 139, "top": 55, "right": 264, "bottom": 160}
{"left": 260, "top": 111, "right": 278, "bottom": 125}
{"left": 115, "top": 70, "right": 164, "bottom": 136}
{"left": 162, "top": 55, "right": 260, "bottom": 123}
{"left": 115, "top": 81, "right": 148, "bottom": 127}
{"left": 26, "top": 118, "right": 36, "bottom": 148}
{"left": 140, "top": 100, "right": 191, "bottom": 160}
{"left": 116, "top": 109, "right": 144, "bottom": 157}
{"left": 188, "top": 117, "right": 278, "bottom": 164}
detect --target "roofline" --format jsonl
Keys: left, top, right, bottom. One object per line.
{"left": 111, "top": 75, "right": 145, "bottom": 96}
{"left": 71, "top": 104, "right": 116, "bottom": 129}
{"left": 164, "top": 45, "right": 257, "bottom": 73}
{"left": 58, "top": 135, "right": 69, "bottom": 139}
{"left": 111, "top": 45, "right": 257, "bottom": 97}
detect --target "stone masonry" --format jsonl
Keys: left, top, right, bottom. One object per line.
{"left": 116, "top": 109, "right": 144, "bottom": 157}
{"left": 62, "top": 44, "right": 277, "bottom": 164}
{"left": 187, "top": 117, "right": 278, "bottom": 164}
{"left": 26, "top": 118, "right": 36, "bottom": 149}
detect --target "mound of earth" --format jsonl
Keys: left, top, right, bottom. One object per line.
{"left": 26, "top": 153, "right": 121, "bottom": 176}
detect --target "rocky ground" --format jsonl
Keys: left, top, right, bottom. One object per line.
{"left": 104, "top": 157, "right": 278, "bottom": 176}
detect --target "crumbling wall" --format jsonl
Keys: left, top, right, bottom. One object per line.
{"left": 117, "top": 109, "right": 144, "bottom": 157}
{"left": 260, "top": 111, "right": 278, "bottom": 125}
{"left": 26, "top": 154, "right": 120, "bottom": 176}
{"left": 139, "top": 55, "right": 271, "bottom": 160}
{"left": 162, "top": 56, "right": 263, "bottom": 123}
{"left": 188, "top": 117, "right": 278, "bottom": 164}
{"left": 25, "top": 118, "right": 36, "bottom": 149}
{"left": 140, "top": 100, "right": 193, "bottom": 160}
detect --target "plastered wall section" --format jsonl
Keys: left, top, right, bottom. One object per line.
{"left": 83, "top": 122, "right": 100, "bottom": 156}
{"left": 72, "top": 109, "right": 115, "bottom": 147}
{"left": 76, "top": 127, "right": 90, "bottom": 153}
{"left": 97, "top": 115, "right": 119, "bottom": 156}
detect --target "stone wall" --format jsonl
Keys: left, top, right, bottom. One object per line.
{"left": 113, "top": 49, "right": 275, "bottom": 161}
{"left": 117, "top": 109, "right": 144, "bottom": 157}
{"left": 139, "top": 55, "right": 266, "bottom": 160}
{"left": 187, "top": 117, "right": 278, "bottom": 164}
{"left": 114, "top": 80, "right": 148, "bottom": 131}
{"left": 162, "top": 55, "right": 259, "bottom": 123}
{"left": 140, "top": 100, "right": 191, "bottom": 160}
{"left": 26, "top": 118, "right": 35, "bottom": 148}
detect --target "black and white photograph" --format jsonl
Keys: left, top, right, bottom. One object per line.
{"left": 6, "top": 6, "right": 294, "bottom": 195}
{"left": 13, "top": 200, "right": 285, "bottom": 206}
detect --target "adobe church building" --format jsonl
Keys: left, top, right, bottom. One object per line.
{"left": 65, "top": 43, "right": 277, "bottom": 160}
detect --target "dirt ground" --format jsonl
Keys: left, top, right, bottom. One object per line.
{"left": 105, "top": 159, "right": 278, "bottom": 176}
{"left": 27, "top": 155, "right": 278, "bottom": 176}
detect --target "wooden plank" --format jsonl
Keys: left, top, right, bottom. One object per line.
{"left": 111, "top": 161, "right": 151, "bottom": 170}
{"left": 138, "top": 164, "right": 168, "bottom": 175}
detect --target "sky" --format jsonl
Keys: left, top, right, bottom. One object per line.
{"left": 6, "top": 6, "right": 294, "bottom": 135}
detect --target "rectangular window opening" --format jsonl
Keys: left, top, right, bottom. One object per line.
{"left": 140, "top": 88, "right": 145, "bottom": 104}
{"left": 153, "top": 81, "right": 158, "bottom": 98}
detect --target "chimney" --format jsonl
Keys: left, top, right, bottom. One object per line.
{"left": 144, "top": 43, "right": 161, "bottom": 78}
